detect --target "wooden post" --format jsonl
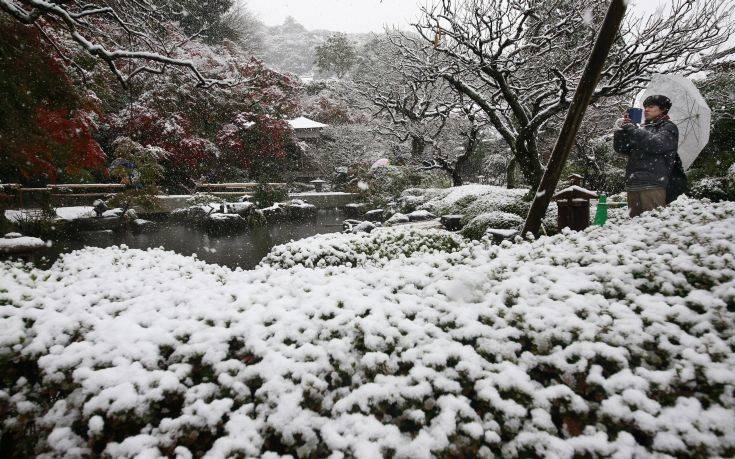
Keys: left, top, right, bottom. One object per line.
{"left": 522, "top": 0, "right": 627, "bottom": 237}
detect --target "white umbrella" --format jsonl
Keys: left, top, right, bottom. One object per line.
{"left": 370, "top": 158, "right": 390, "bottom": 169}
{"left": 635, "top": 74, "right": 711, "bottom": 170}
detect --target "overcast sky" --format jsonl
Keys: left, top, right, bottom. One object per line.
{"left": 243, "top": 0, "right": 666, "bottom": 33}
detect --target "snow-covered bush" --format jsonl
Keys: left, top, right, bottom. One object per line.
{"left": 689, "top": 177, "right": 734, "bottom": 202}
{"left": 1, "top": 198, "right": 734, "bottom": 458}
{"left": 400, "top": 185, "right": 561, "bottom": 235}
{"left": 185, "top": 193, "right": 224, "bottom": 206}
{"left": 460, "top": 211, "right": 524, "bottom": 239}
{"left": 399, "top": 185, "right": 528, "bottom": 216}
{"left": 260, "top": 228, "right": 465, "bottom": 268}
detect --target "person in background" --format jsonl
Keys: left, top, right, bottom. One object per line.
{"left": 613, "top": 95, "right": 685, "bottom": 217}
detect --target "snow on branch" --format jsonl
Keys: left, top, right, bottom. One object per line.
{"left": 0, "top": 0, "right": 239, "bottom": 88}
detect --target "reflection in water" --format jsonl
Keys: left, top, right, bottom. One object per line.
{"left": 6, "top": 209, "right": 347, "bottom": 270}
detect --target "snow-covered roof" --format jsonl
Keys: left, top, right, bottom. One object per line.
{"left": 553, "top": 185, "right": 598, "bottom": 200}
{"left": 287, "top": 116, "right": 328, "bottom": 130}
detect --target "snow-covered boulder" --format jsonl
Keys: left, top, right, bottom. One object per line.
{"left": 131, "top": 219, "right": 156, "bottom": 233}
{"left": 364, "top": 209, "right": 385, "bottom": 222}
{"left": 283, "top": 199, "right": 317, "bottom": 219}
{"left": 407, "top": 209, "right": 436, "bottom": 222}
{"left": 349, "top": 221, "right": 378, "bottom": 234}
{"left": 225, "top": 201, "right": 255, "bottom": 216}
{"left": 0, "top": 234, "right": 45, "bottom": 254}
{"left": 460, "top": 211, "right": 524, "bottom": 239}
{"left": 344, "top": 202, "right": 366, "bottom": 218}
{"left": 385, "top": 212, "right": 410, "bottom": 226}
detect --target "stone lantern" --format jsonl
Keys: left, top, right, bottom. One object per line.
{"left": 553, "top": 174, "right": 597, "bottom": 232}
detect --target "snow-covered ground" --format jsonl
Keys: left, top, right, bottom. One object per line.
{"left": 1, "top": 197, "right": 734, "bottom": 457}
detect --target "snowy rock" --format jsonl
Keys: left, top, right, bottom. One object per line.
{"left": 440, "top": 214, "right": 464, "bottom": 231}
{"left": 407, "top": 209, "right": 436, "bottom": 221}
{"left": 460, "top": 211, "right": 524, "bottom": 239}
{"left": 122, "top": 208, "right": 138, "bottom": 221}
{"left": 226, "top": 201, "right": 255, "bottom": 216}
{"left": 283, "top": 199, "right": 317, "bottom": 219}
{"left": 0, "top": 234, "right": 45, "bottom": 254}
{"left": 203, "top": 213, "right": 249, "bottom": 234}
{"left": 385, "top": 213, "right": 410, "bottom": 226}
{"left": 344, "top": 203, "right": 366, "bottom": 218}
{"left": 341, "top": 219, "right": 362, "bottom": 232}
{"left": 364, "top": 209, "right": 385, "bottom": 222}
{"left": 131, "top": 219, "right": 156, "bottom": 233}
{"left": 349, "top": 221, "right": 378, "bottom": 234}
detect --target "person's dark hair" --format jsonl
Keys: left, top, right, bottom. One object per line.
{"left": 643, "top": 94, "right": 672, "bottom": 113}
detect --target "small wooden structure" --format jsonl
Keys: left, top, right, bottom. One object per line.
{"left": 288, "top": 116, "right": 328, "bottom": 140}
{"left": 553, "top": 175, "right": 597, "bottom": 232}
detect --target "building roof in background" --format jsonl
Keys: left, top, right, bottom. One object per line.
{"left": 288, "top": 116, "right": 328, "bottom": 130}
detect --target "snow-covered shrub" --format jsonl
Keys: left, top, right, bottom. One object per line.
{"left": 399, "top": 185, "right": 562, "bottom": 236}
{"left": 356, "top": 166, "right": 451, "bottom": 208}
{"left": 460, "top": 211, "right": 524, "bottom": 239}
{"left": 185, "top": 193, "right": 223, "bottom": 206}
{"left": 689, "top": 177, "right": 733, "bottom": 202}
{"left": 401, "top": 185, "right": 529, "bottom": 217}
{"left": 260, "top": 228, "right": 465, "bottom": 268}
{"left": 1, "top": 197, "right": 734, "bottom": 458}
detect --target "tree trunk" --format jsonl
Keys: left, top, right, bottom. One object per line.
{"left": 411, "top": 136, "right": 426, "bottom": 160}
{"left": 514, "top": 140, "right": 544, "bottom": 190}
{"left": 451, "top": 169, "right": 463, "bottom": 186}
{"left": 506, "top": 157, "right": 517, "bottom": 189}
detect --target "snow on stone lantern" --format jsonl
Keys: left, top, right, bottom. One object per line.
{"left": 552, "top": 174, "right": 597, "bottom": 232}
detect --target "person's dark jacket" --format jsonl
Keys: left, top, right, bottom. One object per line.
{"left": 613, "top": 117, "right": 679, "bottom": 190}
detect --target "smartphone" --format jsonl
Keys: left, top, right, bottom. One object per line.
{"left": 627, "top": 107, "right": 643, "bottom": 124}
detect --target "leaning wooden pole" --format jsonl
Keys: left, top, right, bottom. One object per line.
{"left": 522, "top": 0, "right": 627, "bottom": 237}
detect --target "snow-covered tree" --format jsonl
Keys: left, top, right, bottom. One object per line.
{"left": 354, "top": 35, "right": 488, "bottom": 186}
{"left": 315, "top": 33, "right": 358, "bottom": 78}
{"left": 0, "top": 0, "right": 237, "bottom": 88}
{"left": 398, "top": 0, "right": 735, "bottom": 188}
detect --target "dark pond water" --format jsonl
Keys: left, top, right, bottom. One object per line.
{"left": 3, "top": 209, "right": 347, "bottom": 270}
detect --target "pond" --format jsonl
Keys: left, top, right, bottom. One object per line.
{"left": 2, "top": 209, "right": 348, "bottom": 270}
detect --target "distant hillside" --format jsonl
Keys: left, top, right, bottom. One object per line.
{"left": 257, "top": 16, "right": 372, "bottom": 77}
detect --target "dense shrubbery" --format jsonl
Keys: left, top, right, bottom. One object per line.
{"left": 689, "top": 166, "right": 735, "bottom": 202}
{"left": 400, "top": 185, "right": 560, "bottom": 236}
{"left": 354, "top": 165, "right": 451, "bottom": 208}
{"left": 0, "top": 198, "right": 733, "bottom": 457}
{"left": 261, "top": 228, "right": 465, "bottom": 268}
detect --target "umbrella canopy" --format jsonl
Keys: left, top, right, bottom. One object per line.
{"left": 370, "top": 158, "right": 390, "bottom": 169}
{"left": 635, "top": 74, "right": 711, "bottom": 170}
